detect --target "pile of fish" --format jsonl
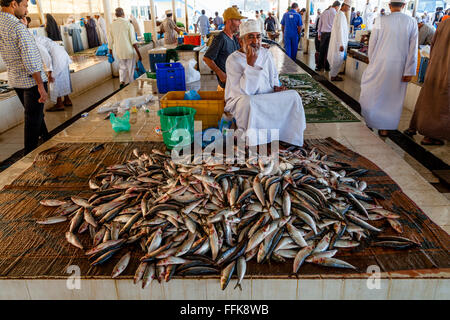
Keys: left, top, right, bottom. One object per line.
{"left": 279, "top": 75, "right": 332, "bottom": 106}
{"left": 37, "top": 146, "right": 419, "bottom": 290}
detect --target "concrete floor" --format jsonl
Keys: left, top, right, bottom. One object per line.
{"left": 296, "top": 45, "right": 449, "bottom": 197}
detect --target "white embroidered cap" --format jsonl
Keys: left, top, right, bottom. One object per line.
{"left": 239, "top": 19, "right": 261, "bottom": 37}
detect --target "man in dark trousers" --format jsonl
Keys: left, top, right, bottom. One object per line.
{"left": 0, "top": 0, "right": 49, "bottom": 154}
{"left": 203, "top": 7, "right": 246, "bottom": 90}
{"left": 316, "top": 1, "right": 340, "bottom": 71}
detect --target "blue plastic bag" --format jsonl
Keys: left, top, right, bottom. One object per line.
{"left": 184, "top": 90, "right": 201, "bottom": 100}
{"left": 96, "top": 44, "right": 109, "bottom": 56}
{"left": 134, "top": 60, "right": 146, "bottom": 80}
{"left": 107, "top": 53, "right": 114, "bottom": 64}
{"left": 110, "top": 111, "right": 130, "bottom": 132}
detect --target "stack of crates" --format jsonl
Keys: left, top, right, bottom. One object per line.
{"left": 184, "top": 34, "right": 202, "bottom": 46}
{"left": 160, "top": 91, "right": 225, "bottom": 130}
{"left": 155, "top": 62, "right": 186, "bottom": 94}
{"left": 148, "top": 47, "right": 167, "bottom": 73}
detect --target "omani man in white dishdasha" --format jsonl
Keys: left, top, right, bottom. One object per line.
{"left": 224, "top": 19, "right": 306, "bottom": 147}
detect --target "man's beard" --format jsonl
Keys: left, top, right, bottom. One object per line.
{"left": 242, "top": 43, "right": 261, "bottom": 54}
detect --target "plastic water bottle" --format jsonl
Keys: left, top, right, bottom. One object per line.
{"left": 219, "top": 113, "right": 234, "bottom": 136}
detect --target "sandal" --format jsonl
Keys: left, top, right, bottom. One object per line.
{"left": 403, "top": 128, "right": 416, "bottom": 137}
{"left": 45, "top": 104, "right": 65, "bottom": 112}
{"left": 421, "top": 137, "right": 444, "bottom": 146}
{"left": 378, "top": 130, "right": 389, "bottom": 137}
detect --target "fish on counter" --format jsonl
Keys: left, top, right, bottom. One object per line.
{"left": 36, "top": 145, "right": 419, "bottom": 291}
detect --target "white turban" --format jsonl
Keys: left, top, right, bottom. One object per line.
{"left": 343, "top": 0, "right": 352, "bottom": 6}
{"left": 239, "top": 19, "right": 261, "bottom": 37}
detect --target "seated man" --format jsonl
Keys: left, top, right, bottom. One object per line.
{"left": 225, "top": 20, "right": 306, "bottom": 147}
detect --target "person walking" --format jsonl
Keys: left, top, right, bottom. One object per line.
{"left": 316, "top": 1, "right": 340, "bottom": 71}
{"left": 359, "top": 0, "right": 418, "bottom": 137}
{"left": 404, "top": 19, "right": 449, "bottom": 145}
{"left": 265, "top": 12, "right": 277, "bottom": 33}
{"left": 160, "top": 10, "right": 182, "bottom": 45}
{"left": 197, "top": 10, "right": 210, "bottom": 37}
{"left": 213, "top": 12, "right": 224, "bottom": 30}
{"left": 0, "top": 0, "right": 49, "bottom": 153}
{"left": 108, "top": 7, "right": 142, "bottom": 87}
{"left": 85, "top": 15, "right": 101, "bottom": 48}
{"left": 281, "top": 2, "right": 303, "bottom": 61}
{"left": 327, "top": 0, "right": 351, "bottom": 81}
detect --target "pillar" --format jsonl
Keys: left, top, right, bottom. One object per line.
{"left": 102, "top": 0, "right": 112, "bottom": 40}
{"left": 35, "top": 0, "right": 45, "bottom": 25}
{"left": 185, "top": 0, "right": 189, "bottom": 33}
{"left": 277, "top": 0, "right": 280, "bottom": 21}
{"left": 412, "top": 0, "right": 418, "bottom": 17}
{"left": 303, "top": 0, "right": 311, "bottom": 53}
{"left": 149, "top": 0, "right": 157, "bottom": 38}
{"left": 172, "top": 0, "right": 177, "bottom": 22}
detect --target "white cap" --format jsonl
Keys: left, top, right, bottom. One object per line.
{"left": 343, "top": 0, "right": 352, "bottom": 6}
{"left": 239, "top": 19, "right": 261, "bottom": 37}
{"left": 165, "top": 10, "right": 172, "bottom": 15}
{"left": 390, "top": 0, "right": 407, "bottom": 3}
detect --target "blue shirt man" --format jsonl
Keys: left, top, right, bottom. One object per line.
{"left": 281, "top": 3, "right": 303, "bottom": 61}
{"left": 351, "top": 13, "right": 363, "bottom": 31}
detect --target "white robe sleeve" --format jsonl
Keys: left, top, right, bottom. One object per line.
{"left": 367, "top": 22, "right": 379, "bottom": 63}
{"left": 335, "top": 14, "right": 343, "bottom": 48}
{"left": 268, "top": 51, "right": 279, "bottom": 87}
{"left": 37, "top": 44, "right": 53, "bottom": 73}
{"left": 403, "top": 20, "right": 419, "bottom": 77}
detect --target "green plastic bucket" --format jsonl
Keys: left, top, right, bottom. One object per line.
{"left": 144, "top": 32, "right": 152, "bottom": 42}
{"left": 157, "top": 106, "right": 196, "bottom": 149}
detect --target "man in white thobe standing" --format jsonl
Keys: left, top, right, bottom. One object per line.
{"left": 359, "top": 0, "right": 418, "bottom": 137}
{"left": 362, "top": 0, "right": 373, "bottom": 29}
{"left": 327, "top": 0, "right": 351, "bottom": 81}
{"left": 94, "top": 13, "right": 107, "bottom": 44}
{"left": 109, "top": 8, "right": 143, "bottom": 88}
{"left": 225, "top": 20, "right": 306, "bottom": 147}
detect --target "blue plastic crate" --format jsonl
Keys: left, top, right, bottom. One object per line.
{"left": 155, "top": 62, "right": 186, "bottom": 94}
{"left": 149, "top": 53, "right": 167, "bottom": 72}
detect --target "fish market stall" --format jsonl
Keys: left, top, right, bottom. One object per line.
{"left": 0, "top": 45, "right": 448, "bottom": 300}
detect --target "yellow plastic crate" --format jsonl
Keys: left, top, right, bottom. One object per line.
{"left": 160, "top": 91, "right": 225, "bottom": 130}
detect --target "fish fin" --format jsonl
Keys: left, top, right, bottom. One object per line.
{"left": 234, "top": 283, "right": 242, "bottom": 291}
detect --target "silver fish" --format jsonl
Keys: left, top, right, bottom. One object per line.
{"left": 111, "top": 252, "right": 131, "bottom": 278}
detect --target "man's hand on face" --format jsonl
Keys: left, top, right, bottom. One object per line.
{"left": 274, "top": 85, "right": 288, "bottom": 92}
{"left": 246, "top": 43, "right": 259, "bottom": 67}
